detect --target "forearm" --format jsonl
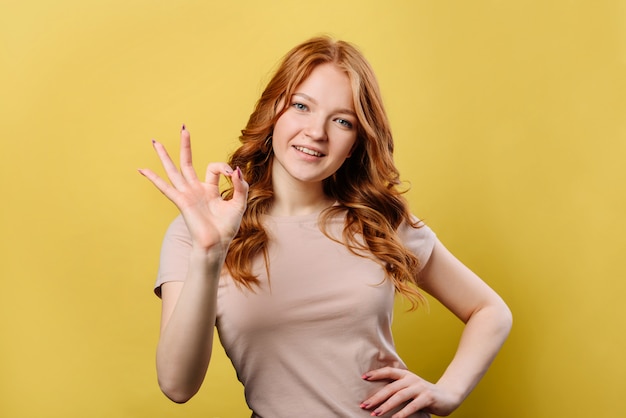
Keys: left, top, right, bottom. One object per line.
{"left": 156, "top": 248, "right": 224, "bottom": 403}
{"left": 436, "top": 299, "right": 512, "bottom": 405}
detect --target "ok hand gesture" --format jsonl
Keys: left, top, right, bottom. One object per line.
{"left": 139, "top": 125, "right": 249, "bottom": 253}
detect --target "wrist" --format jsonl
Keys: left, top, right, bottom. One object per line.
{"left": 189, "top": 244, "right": 228, "bottom": 270}
{"left": 434, "top": 376, "right": 471, "bottom": 409}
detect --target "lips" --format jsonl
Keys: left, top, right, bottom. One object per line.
{"left": 294, "top": 146, "right": 325, "bottom": 157}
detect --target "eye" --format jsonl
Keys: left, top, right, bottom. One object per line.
{"left": 335, "top": 118, "right": 353, "bottom": 129}
{"left": 291, "top": 102, "right": 308, "bottom": 111}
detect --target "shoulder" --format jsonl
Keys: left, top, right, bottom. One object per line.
{"left": 163, "top": 214, "right": 190, "bottom": 241}
{"left": 155, "top": 215, "right": 191, "bottom": 297}
{"left": 397, "top": 215, "right": 437, "bottom": 269}
{"left": 160, "top": 214, "right": 193, "bottom": 266}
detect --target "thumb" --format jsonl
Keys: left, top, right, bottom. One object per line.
{"left": 231, "top": 166, "right": 249, "bottom": 209}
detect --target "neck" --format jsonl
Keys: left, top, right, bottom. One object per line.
{"left": 270, "top": 190, "right": 334, "bottom": 217}
{"left": 269, "top": 171, "right": 334, "bottom": 217}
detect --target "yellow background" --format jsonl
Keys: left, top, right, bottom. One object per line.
{"left": 1, "top": 1, "right": 625, "bottom": 417}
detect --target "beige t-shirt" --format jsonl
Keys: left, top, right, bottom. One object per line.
{"left": 155, "top": 210, "right": 436, "bottom": 418}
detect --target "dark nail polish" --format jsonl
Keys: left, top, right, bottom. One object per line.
{"left": 182, "top": 124, "right": 186, "bottom": 131}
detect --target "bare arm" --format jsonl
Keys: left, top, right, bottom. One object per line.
{"left": 361, "top": 239, "right": 512, "bottom": 417}
{"left": 421, "top": 240, "right": 512, "bottom": 404}
{"left": 139, "top": 126, "right": 248, "bottom": 403}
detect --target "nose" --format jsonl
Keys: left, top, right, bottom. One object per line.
{"left": 304, "top": 114, "right": 327, "bottom": 141}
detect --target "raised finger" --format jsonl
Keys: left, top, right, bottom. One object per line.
{"left": 179, "top": 125, "right": 199, "bottom": 182}
{"left": 152, "top": 139, "right": 186, "bottom": 188}
{"left": 138, "top": 168, "right": 180, "bottom": 202}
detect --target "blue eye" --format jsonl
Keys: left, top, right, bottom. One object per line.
{"left": 292, "top": 102, "right": 308, "bottom": 111}
{"left": 336, "top": 118, "right": 353, "bottom": 129}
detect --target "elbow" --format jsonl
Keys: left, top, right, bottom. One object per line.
{"left": 158, "top": 376, "right": 199, "bottom": 404}
{"left": 155, "top": 349, "right": 207, "bottom": 404}
{"left": 472, "top": 296, "right": 513, "bottom": 341}
{"left": 497, "top": 298, "right": 513, "bottom": 339}
{"left": 163, "top": 391, "right": 193, "bottom": 405}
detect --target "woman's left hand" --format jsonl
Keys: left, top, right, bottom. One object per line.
{"left": 359, "top": 367, "right": 460, "bottom": 417}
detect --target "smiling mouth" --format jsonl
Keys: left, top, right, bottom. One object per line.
{"left": 294, "top": 146, "right": 325, "bottom": 157}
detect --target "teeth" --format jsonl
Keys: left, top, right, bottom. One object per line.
{"left": 295, "top": 146, "right": 323, "bottom": 157}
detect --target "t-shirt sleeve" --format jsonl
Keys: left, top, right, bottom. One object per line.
{"left": 154, "top": 215, "right": 192, "bottom": 298}
{"left": 398, "top": 216, "right": 437, "bottom": 272}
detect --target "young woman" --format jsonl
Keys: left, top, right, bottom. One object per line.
{"left": 139, "top": 36, "right": 512, "bottom": 418}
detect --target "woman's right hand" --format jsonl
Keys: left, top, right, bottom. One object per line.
{"left": 139, "top": 125, "right": 249, "bottom": 253}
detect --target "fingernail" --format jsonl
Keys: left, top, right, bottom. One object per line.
{"left": 137, "top": 169, "right": 145, "bottom": 176}
{"left": 151, "top": 139, "right": 156, "bottom": 145}
{"left": 362, "top": 373, "right": 371, "bottom": 380}
{"left": 181, "top": 124, "right": 186, "bottom": 131}
{"left": 236, "top": 166, "right": 243, "bottom": 178}
{"left": 225, "top": 168, "right": 234, "bottom": 175}
{"left": 371, "top": 410, "right": 382, "bottom": 417}
{"left": 360, "top": 402, "right": 370, "bottom": 409}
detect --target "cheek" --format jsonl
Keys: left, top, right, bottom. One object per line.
{"left": 340, "top": 135, "right": 358, "bottom": 158}
{"left": 272, "top": 114, "right": 297, "bottom": 140}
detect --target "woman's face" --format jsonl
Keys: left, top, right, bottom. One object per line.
{"left": 271, "top": 63, "right": 358, "bottom": 188}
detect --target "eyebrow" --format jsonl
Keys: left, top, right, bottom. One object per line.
{"left": 293, "top": 92, "right": 357, "bottom": 117}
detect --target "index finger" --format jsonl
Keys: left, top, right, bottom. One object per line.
{"left": 204, "top": 162, "right": 235, "bottom": 187}
{"left": 179, "top": 125, "right": 198, "bottom": 182}
{"left": 362, "top": 367, "right": 407, "bottom": 381}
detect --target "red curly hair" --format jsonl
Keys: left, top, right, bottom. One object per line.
{"left": 223, "top": 36, "right": 426, "bottom": 309}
